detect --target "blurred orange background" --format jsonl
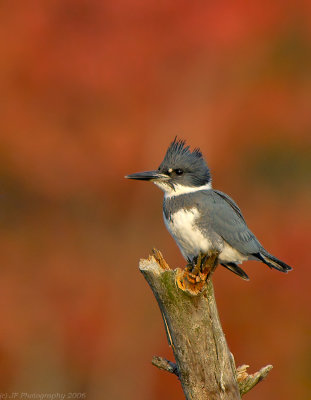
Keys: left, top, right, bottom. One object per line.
{"left": 0, "top": 1, "right": 310, "bottom": 399}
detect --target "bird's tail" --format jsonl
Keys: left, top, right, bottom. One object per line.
{"left": 255, "top": 251, "right": 292, "bottom": 273}
{"left": 221, "top": 262, "right": 249, "bottom": 281}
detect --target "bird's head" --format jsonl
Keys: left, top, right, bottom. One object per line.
{"left": 125, "top": 137, "right": 211, "bottom": 196}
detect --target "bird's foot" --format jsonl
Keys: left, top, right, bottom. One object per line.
{"left": 200, "top": 251, "right": 218, "bottom": 276}
{"left": 177, "top": 252, "right": 216, "bottom": 295}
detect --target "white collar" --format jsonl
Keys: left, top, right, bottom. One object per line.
{"left": 157, "top": 182, "right": 212, "bottom": 198}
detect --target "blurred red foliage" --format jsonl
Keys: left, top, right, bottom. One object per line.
{"left": 0, "top": 1, "right": 310, "bottom": 399}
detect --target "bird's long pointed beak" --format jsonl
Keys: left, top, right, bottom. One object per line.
{"left": 125, "top": 170, "right": 168, "bottom": 181}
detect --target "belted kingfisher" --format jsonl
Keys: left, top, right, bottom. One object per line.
{"left": 126, "top": 138, "right": 292, "bottom": 280}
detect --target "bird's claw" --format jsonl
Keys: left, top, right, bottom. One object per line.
{"left": 177, "top": 252, "right": 216, "bottom": 295}
{"left": 149, "top": 249, "right": 217, "bottom": 295}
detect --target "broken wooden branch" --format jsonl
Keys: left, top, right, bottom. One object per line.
{"left": 139, "top": 249, "right": 272, "bottom": 399}
{"left": 151, "top": 356, "right": 179, "bottom": 377}
{"left": 237, "top": 364, "right": 273, "bottom": 396}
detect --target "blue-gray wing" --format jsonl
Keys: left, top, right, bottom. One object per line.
{"left": 196, "top": 190, "right": 262, "bottom": 255}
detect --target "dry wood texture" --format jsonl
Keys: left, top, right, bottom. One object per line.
{"left": 139, "top": 249, "right": 272, "bottom": 399}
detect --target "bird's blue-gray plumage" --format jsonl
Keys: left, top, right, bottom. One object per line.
{"left": 126, "top": 137, "right": 292, "bottom": 279}
{"left": 163, "top": 189, "right": 262, "bottom": 258}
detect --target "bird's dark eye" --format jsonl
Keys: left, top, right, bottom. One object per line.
{"left": 175, "top": 169, "right": 183, "bottom": 176}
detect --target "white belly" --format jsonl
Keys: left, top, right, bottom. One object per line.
{"left": 164, "top": 207, "right": 248, "bottom": 264}
{"left": 164, "top": 208, "right": 213, "bottom": 260}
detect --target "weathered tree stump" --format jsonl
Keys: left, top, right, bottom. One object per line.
{"left": 139, "top": 249, "right": 272, "bottom": 399}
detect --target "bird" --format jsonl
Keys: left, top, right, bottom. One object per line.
{"left": 125, "top": 137, "right": 292, "bottom": 280}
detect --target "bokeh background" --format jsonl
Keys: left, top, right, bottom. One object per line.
{"left": 0, "top": 1, "right": 310, "bottom": 399}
